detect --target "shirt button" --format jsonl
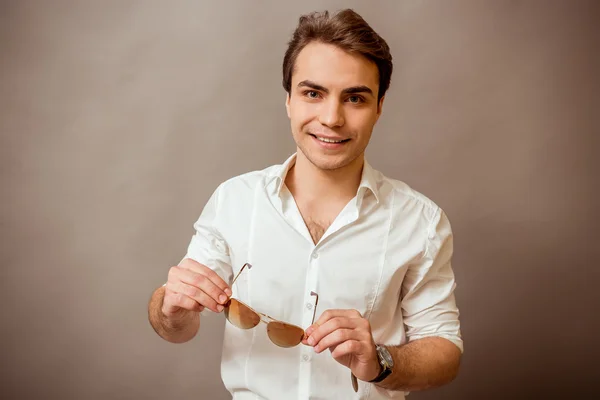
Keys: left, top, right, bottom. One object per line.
{"left": 302, "top": 355, "right": 309, "bottom": 362}
{"left": 312, "top": 252, "right": 319, "bottom": 259}
{"left": 306, "top": 303, "right": 313, "bottom": 310}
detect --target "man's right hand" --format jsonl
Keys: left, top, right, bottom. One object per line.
{"left": 162, "top": 258, "right": 232, "bottom": 318}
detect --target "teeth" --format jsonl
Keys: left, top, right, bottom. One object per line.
{"left": 317, "top": 136, "right": 344, "bottom": 143}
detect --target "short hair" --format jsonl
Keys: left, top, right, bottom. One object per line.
{"left": 282, "top": 9, "right": 393, "bottom": 102}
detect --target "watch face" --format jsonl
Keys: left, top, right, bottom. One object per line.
{"left": 377, "top": 345, "right": 394, "bottom": 368}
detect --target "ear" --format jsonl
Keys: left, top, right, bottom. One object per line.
{"left": 375, "top": 96, "right": 385, "bottom": 121}
{"left": 285, "top": 93, "right": 291, "bottom": 119}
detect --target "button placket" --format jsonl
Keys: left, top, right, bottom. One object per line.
{"left": 298, "top": 249, "right": 320, "bottom": 400}
{"left": 305, "top": 250, "right": 320, "bottom": 323}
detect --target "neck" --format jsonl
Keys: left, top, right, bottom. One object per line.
{"left": 285, "top": 151, "right": 364, "bottom": 202}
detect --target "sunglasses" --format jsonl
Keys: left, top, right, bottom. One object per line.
{"left": 224, "top": 263, "right": 319, "bottom": 348}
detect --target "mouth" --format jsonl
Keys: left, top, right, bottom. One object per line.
{"left": 309, "top": 134, "right": 350, "bottom": 144}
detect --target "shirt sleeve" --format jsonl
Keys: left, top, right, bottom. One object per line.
{"left": 400, "top": 207, "right": 463, "bottom": 353}
{"left": 181, "top": 183, "right": 234, "bottom": 288}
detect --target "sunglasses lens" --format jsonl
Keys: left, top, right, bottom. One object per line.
{"left": 225, "top": 299, "right": 261, "bottom": 329}
{"left": 267, "top": 321, "right": 305, "bottom": 348}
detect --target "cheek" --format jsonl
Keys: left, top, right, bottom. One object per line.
{"left": 290, "top": 102, "right": 314, "bottom": 127}
{"left": 347, "top": 114, "right": 375, "bottom": 136}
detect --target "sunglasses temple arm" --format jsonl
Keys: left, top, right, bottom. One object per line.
{"left": 310, "top": 291, "right": 319, "bottom": 325}
{"left": 231, "top": 263, "right": 252, "bottom": 286}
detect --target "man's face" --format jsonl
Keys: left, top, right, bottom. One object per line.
{"left": 286, "top": 41, "right": 384, "bottom": 172}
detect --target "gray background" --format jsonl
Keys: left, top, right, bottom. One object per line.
{"left": 1, "top": 1, "right": 598, "bottom": 399}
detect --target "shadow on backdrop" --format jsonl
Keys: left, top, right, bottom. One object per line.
{"left": 0, "top": 1, "right": 598, "bottom": 399}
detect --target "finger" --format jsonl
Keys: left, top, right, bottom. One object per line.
{"left": 307, "top": 309, "right": 362, "bottom": 335}
{"left": 308, "top": 316, "right": 365, "bottom": 346}
{"left": 179, "top": 258, "right": 232, "bottom": 296}
{"left": 330, "top": 339, "right": 362, "bottom": 360}
{"left": 313, "top": 328, "right": 363, "bottom": 354}
{"left": 167, "top": 281, "right": 223, "bottom": 313}
{"left": 162, "top": 290, "right": 205, "bottom": 315}
{"left": 170, "top": 266, "right": 229, "bottom": 305}
{"left": 301, "top": 332, "right": 311, "bottom": 346}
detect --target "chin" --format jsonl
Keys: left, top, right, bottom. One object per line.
{"left": 303, "top": 150, "right": 356, "bottom": 171}
{"left": 311, "top": 160, "right": 346, "bottom": 171}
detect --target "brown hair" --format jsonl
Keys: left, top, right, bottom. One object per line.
{"left": 282, "top": 9, "right": 393, "bottom": 102}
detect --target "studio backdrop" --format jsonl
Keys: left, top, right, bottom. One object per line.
{"left": 1, "top": 1, "right": 598, "bottom": 399}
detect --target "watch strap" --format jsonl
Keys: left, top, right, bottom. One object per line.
{"left": 369, "top": 365, "right": 392, "bottom": 383}
{"left": 368, "top": 344, "right": 393, "bottom": 383}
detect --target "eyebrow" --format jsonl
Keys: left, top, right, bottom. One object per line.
{"left": 297, "top": 80, "right": 374, "bottom": 97}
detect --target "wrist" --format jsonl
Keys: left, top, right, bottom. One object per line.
{"left": 160, "top": 298, "right": 193, "bottom": 330}
{"left": 357, "top": 343, "right": 384, "bottom": 382}
{"left": 368, "top": 344, "right": 394, "bottom": 383}
{"left": 159, "top": 307, "right": 199, "bottom": 342}
{"left": 162, "top": 305, "right": 194, "bottom": 328}
{"left": 367, "top": 353, "right": 383, "bottom": 381}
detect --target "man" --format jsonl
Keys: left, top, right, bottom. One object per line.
{"left": 148, "top": 9, "right": 462, "bottom": 399}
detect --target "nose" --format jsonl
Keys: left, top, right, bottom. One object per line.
{"left": 318, "top": 99, "right": 345, "bottom": 128}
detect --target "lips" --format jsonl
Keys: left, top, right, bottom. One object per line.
{"left": 309, "top": 133, "right": 350, "bottom": 143}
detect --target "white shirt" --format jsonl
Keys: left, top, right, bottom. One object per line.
{"left": 183, "top": 153, "right": 463, "bottom": 400}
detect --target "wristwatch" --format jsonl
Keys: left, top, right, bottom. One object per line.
{"left": 369, "top": 344, "right": 394, "bottom": 383}
{"left": 350, "top": 344, "right": 394, "bottom": 392}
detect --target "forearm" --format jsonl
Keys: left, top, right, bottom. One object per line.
{"left": 148, "top": 286, "right": 200, "bottom": 343}
{"left": 376, "top": 336, "right": 461, "bottom": 392}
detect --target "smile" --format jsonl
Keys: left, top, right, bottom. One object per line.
{"left": 310, "top": 134, "right": 350, "bottom": 144}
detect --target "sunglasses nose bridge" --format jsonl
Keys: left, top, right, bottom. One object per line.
{"left": 226, "top": 298, "right": 305, "bottom": 347}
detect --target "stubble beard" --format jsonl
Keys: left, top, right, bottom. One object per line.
{"left": 297, "top": 138, "right": 363, "bottom": 173}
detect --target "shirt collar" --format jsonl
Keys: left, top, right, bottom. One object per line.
{"left": 267, "top": 153, "right": 380, "bottom": 204}
{"left": 358, "top": 158, "right": 380, "bottom": 205}
{"left": 268, "top": 153, "right": 297, "bottom": 195}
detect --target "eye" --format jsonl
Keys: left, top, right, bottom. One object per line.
{"left": 347, "top": 95, "right": 364, "bottom": 104}
{"left": 303, "top": 90, "right": 320, "bottom": 99}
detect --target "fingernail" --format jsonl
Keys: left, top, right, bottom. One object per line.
{"left": 307, "top": 336, "right": 314, "bottom": 346}
{"left": 217, "top": 305, "right": 224, "bottom": 312}
{"left": 219, "top": 294, "right": 227, "bottom": 303}
{"left": 225, "top": 288, "right": 232, "bottom": 296}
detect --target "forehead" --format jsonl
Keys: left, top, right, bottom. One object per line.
{"left": 292, "top": 42, "right": 379, "bottom": 91}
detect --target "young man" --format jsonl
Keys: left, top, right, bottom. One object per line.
{"left": 148, "top": 9, "right": 462, "bottom": 399}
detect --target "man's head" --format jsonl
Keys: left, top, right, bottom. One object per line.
{"left": 283, "top": 9, "right": 393, "bottom": 171}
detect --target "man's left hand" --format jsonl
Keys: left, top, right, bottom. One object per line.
{"left": 303, "top": 309, "right": 381, "bottom": 382}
